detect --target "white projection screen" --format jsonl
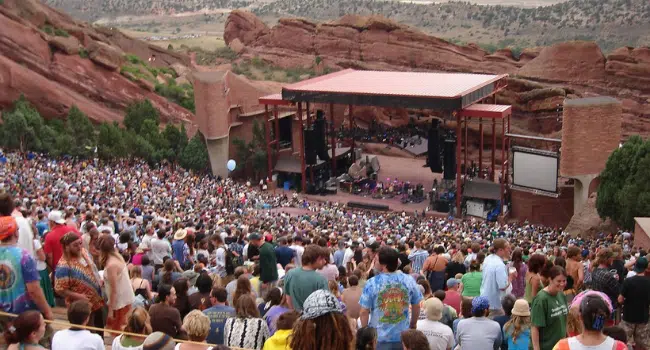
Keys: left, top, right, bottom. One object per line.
{"left": 512, "top": 147, "right": 559, "bottom": 193}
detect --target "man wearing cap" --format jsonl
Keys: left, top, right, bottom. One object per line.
{"left": 0, "top": 216, "right": 54, "bottom": 327}
{"left": 445, "top": 278, "right": 462, "bottom": 315}
{"left": 416, "top": 297, "right": 454, "bottom": 350}
{"left": 359, "top": 247, "right": 422, "bottom": 349}
{"left": 618, "top": 257, "right": 650, "bottom": 349}
{"left": 455, "top": 295, "right": 502, "bottom": 350}
{"left": 250, "top": 233, "right": 278, "bottom": 298}
{"left": 43, "top": 210, "right": 80, "bottom": 271}
{"left": 172, "top": 228, "right": 190, "bottom": 269}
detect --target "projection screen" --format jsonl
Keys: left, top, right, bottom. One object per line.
{"left": 512, "top": 147, "right": 559, "bottom": 193}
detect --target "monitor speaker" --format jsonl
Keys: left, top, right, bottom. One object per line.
{"left": 443, "top": 137, "right": 457, "bottom": 180}
{"left": 304, "top": 128, "right": 317, "bottom": 165}
{"left": 428, "top": 121, "right": 442, "bottom": 173}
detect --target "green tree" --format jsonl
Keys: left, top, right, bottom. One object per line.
{"left": 1, "top": 96, "right": 44, "bottom": 153}
{"left": 596, "top": 135, "right": 650, "bottom": 230}
{"left": 97, "top": 122, "right": 128, "bottom": 160}
{"left": 124, "top": 99, "right": 160, "bottom": 133}
{"left": 162, "top": 123, "right": 188, "bottom": 162}
{"left": 232, "top": 119, "right": 269, "bottom": 179}
{"left": 65, "top": 106, "right": 95, "bottom": 157}
{"left": 179, "top": 133, "right": 209, "bottom": 172}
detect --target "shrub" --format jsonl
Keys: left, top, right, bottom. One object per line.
{"left": 125, "top": 54, "right": 144, "bottom": 65}
{"left": 54, "top": 28, "right": 70, "bottom": 37}
{"left": 79, "top": 47, "right": 89, "bottom": 59}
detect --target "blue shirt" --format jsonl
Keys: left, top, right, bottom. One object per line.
{"left": 274, "top": 246, "right": 295, "bottom": 268}
{"left": 480, "top": 254, "right": 508, "bottom": 310}
{"left": 172, "top": 239, "right": 187, "bottom": 266}
{"left": 333, "top": 249, "right": 345, "bottom": 267}
{"left": 0, "top": 247, "right": 40, "bottom": 314}
{"left": 359, "top": 271, "right": 423, "bottom": 343}
{"left": 36, "top": 221, "right": 49, "bottom": 237}
{"left": 203, "top": 304, "right": 235, "bottom": 345}
{"left": 505, "top": 327, "right": 531, "bottom": 350}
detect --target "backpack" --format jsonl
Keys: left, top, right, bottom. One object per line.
{"left": 225, "top": 247, "right": 236, "bottom": 276}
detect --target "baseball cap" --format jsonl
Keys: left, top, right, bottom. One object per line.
{"left": 446, "top": 278, "right": 460, "bottom": 288}
{"left": 634, "top": 257, "right": 648, "bottom": 273}
{"left": 248, "top": 233, "right": 262, "bottom": 241}
{"left": 48, "top": 210, "right": 66, "bottom": 225}
{"left": 142, "top": 332, "right": 175, "bottom": 350}
{"left": 424, "top": 297, "right": 443, "bottom": 321}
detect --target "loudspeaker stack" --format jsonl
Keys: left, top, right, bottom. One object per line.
{"left": 443, "top": 136, "right": 456, "bottom": 180}
{"left": 428, "top": 120, "right": 443, "bottom": 173}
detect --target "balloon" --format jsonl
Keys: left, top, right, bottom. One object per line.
{"left": 226, "top": 159, "right": 236, "bottom": 171}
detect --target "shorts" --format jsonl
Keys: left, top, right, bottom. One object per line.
{"left": 106, "top": 305, "right": 132, "bottom": 333}
{"left": 620, "top": 320, "right": 650, "bottom": 348}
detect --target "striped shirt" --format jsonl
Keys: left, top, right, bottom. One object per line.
{"left": 408, "top": 249, "right": 429, "bottom": 274}
{"left": 55, "top": 249, "right": 105, "bottom": 312}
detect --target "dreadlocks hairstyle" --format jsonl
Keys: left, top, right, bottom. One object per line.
{"left": 289, "top": 312, "right": 354, "bottom": 350}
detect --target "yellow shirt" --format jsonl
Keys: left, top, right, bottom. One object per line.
{"left": 263, "top": 329, "right": 292, "bottom": 350}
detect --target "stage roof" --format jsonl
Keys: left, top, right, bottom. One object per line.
{"left": 271, "top": 69, "right": 507, "bottom": 110}
{"left": 459, "top": 104, "right": 512, "bottom": 119}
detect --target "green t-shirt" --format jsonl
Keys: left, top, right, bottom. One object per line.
{"left": 461, "top": 271, "right": 482, "bottom": 297}
{"left": 259, "top": 242, "right": 279, "bottom": 282}
{"left": 531, "top": 289, "right": 568, "bottom": 350}
{"left": 284, "top": 267, "right": 328, "bottom": 311}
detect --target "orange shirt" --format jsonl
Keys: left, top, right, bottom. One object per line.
{"left": 422, "top": 254, "right": 448, "bottom": 272}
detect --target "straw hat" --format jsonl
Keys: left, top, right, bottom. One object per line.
{"left": 173, "top": 228, "right": 187, "bottom": 241}
{"left": 511, "top": 299, "right": 531, "bottom": 317}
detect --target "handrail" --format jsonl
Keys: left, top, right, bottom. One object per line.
{"left": 0, "top": 311, "right": 253, "bottom": 350}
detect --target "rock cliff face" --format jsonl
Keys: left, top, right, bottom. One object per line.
{"left": 0, "top": 0, "right": 193, "bottom": 124}
{"left": 224, "top": 11, "right": 650, "bottom": 138}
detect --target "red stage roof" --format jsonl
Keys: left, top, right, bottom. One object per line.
{"left": 285, "top": 69, "right": 506, "bottom": 98}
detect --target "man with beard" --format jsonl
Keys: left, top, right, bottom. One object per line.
{"left": 54, "top": 232, "right": 106, "bottom": 337}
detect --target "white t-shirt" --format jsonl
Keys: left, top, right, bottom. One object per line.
{"left": 151, "top": 237, "right": 171, "bottom": 265}
{"left": 564, "top": 336, "right": 616, "bottom": 350}
{"left": 52, "top": 329, "right": 105, "bottom": 350}
{"left": 33, "top": 239, "right": 47, "bottom": 271}
{"left": 290, "top": 244, "right": 304, "bottom": 267}
{"left": 111, "top": 335, "right": 143, "bottom": 350}
{"left": 13, "top": 214, "right": 35, "bottom": 256}
{"left": 416, "top": 319, "right": 454, "bottom": 350}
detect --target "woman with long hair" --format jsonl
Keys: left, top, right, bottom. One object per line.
{"left": 553, "top": 293, "right": 627, "bottom": 350}
{"left": 98, "top": 235, "right": 135, "bottom": 332}
{"left": 525, "top": 253, "right": 546, "bottom": 303}
{"left": 530, "top": 266, "right": 569, "bottom": 350}
{"left": 224, "top": 294, "right": 270, "bottom": 350}
{"left": 503, "top": 299, "right": 532, "bottom": 350}
{"left": 259, "top": 287, "right": 283, "bottom": 318}
{"left": 232, "top": 274, "right": 254, "bottom": 306}
{"left": 3, "top": 311, "right": 46, "bottom": 350}
{"left": 290, "top": 290, "right": 354, "bottom": 350}
{"left": 263, "top": 288, "right": 291, "bottom": 336}
{"left": 509, "top": 248, "right": 527, "bottom": 299}
{"left": 445, "top": 251, "right": 467, "bottom": 282}
{"left": 130, "top": 265, "right": 152, "bottom": 301}
{"left": 111, "top": 307, "right": 152, "bottom": 350}
{"left": 159, "top": 259, "right": 181, "bottom": 286}
{"left": 173, "top": 278, "right": 191, "bottom": 320}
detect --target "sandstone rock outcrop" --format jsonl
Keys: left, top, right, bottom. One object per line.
{"left": 0, "top": 0, "right": 194, "bottom": 125}
{"left": 565, "top": 193, "right": 618, "bottom": 237}
{"left": 224, "top": 11, "right": 650, "bottom": 138}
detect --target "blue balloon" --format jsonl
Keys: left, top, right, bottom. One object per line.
{"left": 226, "top": 159, "right": 236, "bottom": 171}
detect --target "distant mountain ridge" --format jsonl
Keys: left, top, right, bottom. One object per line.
{"left": 43, "top": 0, "right": 650, "bottom": 51}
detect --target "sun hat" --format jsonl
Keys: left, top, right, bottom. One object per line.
{"left": 142, "top": 332, "right": 176, "bottom": 350}
{"left": 301, "top": 290, "right": 342, "bottom": 320}
{"left": 424, "top": 297, "right": 443, "bottom": 321}
{"left": 471, "top": 296, "right": 490, "bottom": 314}
{"left": 511, "top": 299, "right": 531, "bottom": 317}
{"left": 173, "top": 229, "right": 187, "bottom": 241}
{"left": 0, "top": 216, "right": 18, "bottom": 241}
{"left": 47, "top": 210, "right": 66, "bottom": 225}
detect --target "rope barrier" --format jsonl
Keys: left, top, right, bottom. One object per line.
{"left": 0, "top": 310, "right": 253, "bottom": 350}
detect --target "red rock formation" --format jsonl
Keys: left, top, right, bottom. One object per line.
{"left": 0, "top": 0, "right": 193, "bottom": 125}
{"left": 517, "top": 41, "right": 607, "bottom": 83}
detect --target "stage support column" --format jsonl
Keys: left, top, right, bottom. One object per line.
{"left": 464, "top": 116, "right": 468, "bottom": 174}
{"left": 506, "top": 114, "right": 511, "bottom": 186}
{"left": 330, "top": 103, "right": 336, "bottom": 176}
{"left": 298, "top": 102, "right": 306, "bottom": 193}
{"left": 349, "top": 105, "right": 355, "bottom": 163}
{"left": 479, "top": 117, "right": 483, "bottom": 176}
{"left": 500, "top": 117, "right": 505, "bottom": 212}
{"left": 456, "top": 112, "right": 462, "bottom": 217}
{"left": 306, "top": 102, "right": 311, "bottom": 128}
{"left": 274, "top": 106, "right": 280, "bottom": 153}
{"left": 491, "top": 118, "right": 496, "bottom": 182}
{"left": 264, "top": 104, "right": 272, "bottom": 180}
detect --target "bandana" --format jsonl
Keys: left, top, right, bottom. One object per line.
{"left": 471, "top": 296, "right": 490, "bottom": 314}
{"left": 0, "top": 216, "right": 18, "bottom": 240}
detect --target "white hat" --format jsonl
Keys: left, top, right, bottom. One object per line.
{"left": 48, "top": 210, "right": 65, "bottom": 225}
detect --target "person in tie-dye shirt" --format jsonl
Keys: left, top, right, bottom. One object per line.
{"left": 360, "top": 247, "right": 422, "bottom": 350}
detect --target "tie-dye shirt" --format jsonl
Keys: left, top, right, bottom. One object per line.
{"left": 359, "top": 271, "right": 423, "bottom": 343}
{"left": 55, "top": 249, "right": 105, "bottom": 312}
{"left": 0, "top": 246, "right": 40, "bottom": 314}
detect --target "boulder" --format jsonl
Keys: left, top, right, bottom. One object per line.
{"left": 228, "top": 38, "right": 245, "bottom": 54}
{"left": 87, "top": 40, "right": 123, "bottom": 71}
{"left": 170, "top": 62, "right": 190, "bottom": 77}
{"left": 518, "top": 41, "right": 606, "bottom": 83}
{"left": 136, "top": 78, "right": 155, "bottom": 92}
{"left": 48, "top": 35, "right": 80, "bottom": 55}
{"left": 565, "top": 193, "right": 617, "bottom": 237}
{"left": 223, "top": 10, "right": 269, "bottom": 46}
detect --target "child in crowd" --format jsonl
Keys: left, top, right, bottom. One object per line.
{"left": 356, "top": 326, "right": 377, "bottom": 350}
{"left": 262, "top": 311, "right": 299, "bottom": 350}
{"left": 503, "top": 299, "right": 532, "bottom": 350}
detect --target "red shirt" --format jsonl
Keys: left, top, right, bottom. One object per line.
{"left": 44, "top": 224, "right": 80, "bottom": 269}
{"left": 444, "top": 290, "right": 462, "bottom": 315}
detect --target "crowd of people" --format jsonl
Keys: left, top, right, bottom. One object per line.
{"left": 0, "top": 152, "right": 647, "bottom": 350}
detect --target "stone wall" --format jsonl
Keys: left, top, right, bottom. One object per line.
{"left": 510, "top": 186, "right": 574, "bottom": 228}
